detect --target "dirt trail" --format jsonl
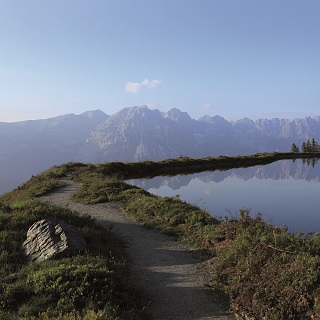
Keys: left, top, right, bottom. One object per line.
{"left": 39, "top": 180, "right": 234, "bottom": 320}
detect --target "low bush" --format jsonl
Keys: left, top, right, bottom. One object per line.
{"left": 26, "top": 257, "right": 115, "bottom": 314}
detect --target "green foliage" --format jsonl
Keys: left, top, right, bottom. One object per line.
{"left": 300, "top": 138, "right": 320, "bottom": 153}
{"left": 67, "top": 155, "right": 320, "bottom": 319}
{"left": 26, "top": 258, "right": 114, "bottom": 312}
{"left": 0, "top": 183, "right": 148, "bottom": 319}
{"left": 211, "top": 210, "right": 320, "bottom": 319}
{"left": 120, "top": 187, "right": 219, "bottom": 245}
{"left": 72, "top": 173, "right": 135, "bottom": 204}
{"left": 3, "top": 153, "right": 320, "bottom": 319}
{"left": 291, "top": 143, "right": 300, "bottom": 153}
{"left": 0, "top": 256, "right": 136, "bottom": 319}
{"left": 0, "top": 174, "right": 62, "bottom": 208}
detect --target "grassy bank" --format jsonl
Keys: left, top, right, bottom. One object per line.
{"left": 1, "top": 152, "right": 320, "bottom": 319}
{"left": 0, "top": 172, "right": 149, "bottom": 319}
{"left": 69, "top": 160, "right": 320, "bottom": 319}
{"left": 88, "top": 151, "right": 320, "bottom": 180}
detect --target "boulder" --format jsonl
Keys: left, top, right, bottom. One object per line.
{"left": 22, "top": 218, "right": 86, "bottom": 262}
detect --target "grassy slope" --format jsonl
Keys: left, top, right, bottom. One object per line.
{"left": 1, "top": 152, "right": 320, "bottom": 319}
{"left": 0, "top": 167, "right": 149, "bottom": 320}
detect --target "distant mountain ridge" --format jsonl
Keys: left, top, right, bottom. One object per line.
{"left": 80, "top": 106, "right": 320, "bottom": 162}
{"left": 0, "top": 110, "right": 109, "bottom": 194}
{"left": 1, "top": 105, "right": 320, "bottom": 194}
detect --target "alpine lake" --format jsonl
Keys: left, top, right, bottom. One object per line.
{"left": 127, "top": 158, "right": 320, "bottom": 234}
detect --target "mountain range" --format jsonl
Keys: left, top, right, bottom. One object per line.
{"left": 80, "top": 106, "right": 320, "bottom": 161}
{"left": 1, "top": 105, "right": 320, "bottom": 194}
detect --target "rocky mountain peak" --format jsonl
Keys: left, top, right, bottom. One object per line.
{"left": 198, "top": 115, "right": 228, "bottom": 124}
{"left": 80, "top": 109, "right": 108, "bottom": 120}
{"left": 233, "top": 117, "right": 256, "bottom": 130}
{"left": 164, "top": 108, "right": 192, "bottom": 122}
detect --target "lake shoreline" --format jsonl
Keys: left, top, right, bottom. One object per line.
{"left": 96, "top": 151, "right": 320, "bottom": 180}
{"left": 127, "top": 156, "right": 320, "bottom": 234}
{"left": 2, "top": 152, "right": 320, "bottom": 319}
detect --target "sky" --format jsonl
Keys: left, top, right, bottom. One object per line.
{"left": 1, "top": 0, "right": 320, "bottom": 122}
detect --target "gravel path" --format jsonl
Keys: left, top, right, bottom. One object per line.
{"left": 39, "top": 180, "right": 234, "bottom": 320}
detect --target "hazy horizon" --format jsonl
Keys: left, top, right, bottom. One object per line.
{"left": 1, "top": 105, "right": 319, "bottom": 124}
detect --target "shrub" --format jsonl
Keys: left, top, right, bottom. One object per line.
{"left": 27, "top": 259, "right": 114, "bottom": 312}
{"left": 211, "top": 210, "right": 320, "bottom": 319}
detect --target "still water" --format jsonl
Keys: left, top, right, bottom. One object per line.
{"left": 128, "top": 159, "right": 320, "bottom": 233}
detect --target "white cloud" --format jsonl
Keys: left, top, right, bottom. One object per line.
{"left": 125, "top": 82, "right": 141, "bottom": 94}
{"left": 145, "top": 79, "right": 161, "bottom": 89}
{"left": 125, "top": 79, "right": 161, "bottom": 93}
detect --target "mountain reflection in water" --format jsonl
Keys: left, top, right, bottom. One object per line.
{"left": 127, "top": 159, "right": 320, "bottom": 233}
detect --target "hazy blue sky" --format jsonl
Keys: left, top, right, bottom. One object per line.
{"left": 1, "top": 1, "right": 320, "bottom": 122}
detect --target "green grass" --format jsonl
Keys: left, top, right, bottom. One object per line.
{"left": 0, "top": 176, "right": 149, "bottom": 319}
{"left": 2, "top": 152, "right": 320, "bottom": 319}
{"left": 211, "top": 210, "right": 320, "bottom": 319}
{"left": 68, "top": 153, "right": 320, "bottom": 319}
